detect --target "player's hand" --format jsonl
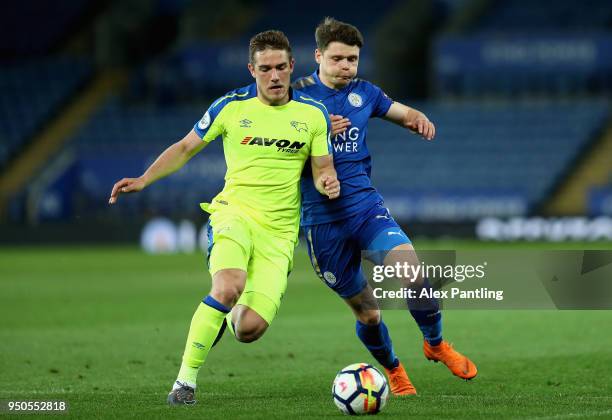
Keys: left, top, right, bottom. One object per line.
{"left": 321, "top": 175, "right": 340, "bottom": 200}
{"left": 330, "top": 114, "right": 351, "bottom": 136}
{"left": 406, "top": 113, "right": 435, "bottom": 141}
{"left": 109, "top": 177, "right": 146, "bottom": 204}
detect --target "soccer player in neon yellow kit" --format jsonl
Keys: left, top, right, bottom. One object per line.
{"left": 109, "top": 30, "right": 339, "bottom": 405}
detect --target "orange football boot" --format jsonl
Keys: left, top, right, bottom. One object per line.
{"left": 423, "top": 340, "right": 477, "bottom": 380}
{"left": 384, "top": 362, "right": 417, "bottom": 396}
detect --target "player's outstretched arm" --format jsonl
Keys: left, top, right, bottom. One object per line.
{"left": 384, "top": 102, "right": 435, "bottom": 141}
{"left": 108, "top": 129, "right": 208, "bottom": 204}
{"left": 311, "top": 155, "right": 340, "bottom": 200}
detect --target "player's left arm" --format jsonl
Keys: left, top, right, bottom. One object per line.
{"left": 311, "top": 155, "right": 340, "bottom": 199}
{"left": 310, "top": 107, "right": 340, "bottom": 199}
{"left": 383, "top": 102, "right": 435, "bottom": 140}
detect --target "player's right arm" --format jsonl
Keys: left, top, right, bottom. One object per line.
{"left": 109, "top": 92, "right": 229, "bottom": 204}
{"left": 108, "top": 129, "right": 207, "bottom": 204}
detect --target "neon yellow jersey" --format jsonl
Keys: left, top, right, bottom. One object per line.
{"left": 194, "top": 83, "right": 331, "bottom": 242}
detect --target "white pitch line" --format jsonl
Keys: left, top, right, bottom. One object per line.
{"left": 529, "top": 409, "right": 612, "bottom": 420}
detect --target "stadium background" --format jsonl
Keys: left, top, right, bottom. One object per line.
{"left": 1, "top": 0, "right": 611, "bottom": 418}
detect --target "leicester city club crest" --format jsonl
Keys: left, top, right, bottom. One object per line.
{"left": 323, "top": 271, "right": 337, "bottom": 285}
{"left": 348, "top": 93, "right": 363, "bottom": 107}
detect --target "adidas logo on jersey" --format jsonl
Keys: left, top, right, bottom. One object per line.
{"left": 240, "top": 136, "right": 306, "bottom": 154}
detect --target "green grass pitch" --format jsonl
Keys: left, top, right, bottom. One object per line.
{"left": 1, "top": 242, "right": 612, "bottom": 419}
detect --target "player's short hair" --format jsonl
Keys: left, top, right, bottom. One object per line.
{"left": 249, "top": 30, "right": 292, "bottom": 64}
{"left": 315, "top": 17, "right": 364, "bottom": 51}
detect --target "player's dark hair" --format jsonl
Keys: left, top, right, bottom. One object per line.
{"left": 315, "top": 17, "right": 363, "bottom": 51}
{"left": 249, "top": 30, "right": 292, "bottom": 64}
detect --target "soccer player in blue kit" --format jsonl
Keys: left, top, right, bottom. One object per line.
{"left": 293, "top": 17, "right": 477, "bottom": 395}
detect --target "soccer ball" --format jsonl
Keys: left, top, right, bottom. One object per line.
{"left": 332, "top": 363, "right": 389, "bottom": 415}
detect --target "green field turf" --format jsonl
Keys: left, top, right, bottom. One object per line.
{"left": 1, "top": 243, "right": 612, "bottom": 419}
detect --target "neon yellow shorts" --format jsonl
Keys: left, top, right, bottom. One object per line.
{"left": 206, "top": 209, "right": 294, "bottom": 325}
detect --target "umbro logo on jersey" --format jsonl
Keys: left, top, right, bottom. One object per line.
{"left": 240, "top": 136, "right": 306, "bottom": 154}
{"left": 240, "top": 119, "right": 253, "bottom": 128}
{"left": 387, "top": 231, "right": 402, "bottom": 236}
{"left": 290, "top": 121, "right": 308, "bottom": 132}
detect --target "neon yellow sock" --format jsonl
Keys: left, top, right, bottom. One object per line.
{"left": 177, "top": 301, "right": 228, "bottom": 386}
{"left": 225, "top": 311, "right": 236, "bottom": 337}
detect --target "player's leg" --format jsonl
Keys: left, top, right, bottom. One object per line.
{"left": 226, "top": 226, "right": 293, "bottom": 343}
{"left": 386, "top": 242, "right": 477, "bottom": 379}
{"left": 344, "top": 283, "right": 393, "bottom": 367}
{"left": 360, "top": 205, "right": 443, "bottom": 344}
{"left": 380, "top": 241, "right": 444, "bottom": 347}
{"left": 343, "top": 283, "right": 417, "bottom": 396}
{"left": 228, "top": 304, "right": 268, "bottom": 342}
{"left": 174, "top": 268, "right": 245, "bottom": 385}
{"left": 363, "top": 205, "right": 477, "bottom": 379}
{"left": 169, "top": 213, "right": 252, "bottom": 405}
{"left": 304, "top": 223, "right": 415, "bottom": 395}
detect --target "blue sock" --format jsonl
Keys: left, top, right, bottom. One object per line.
{"left": 203, "top": 295, "right": 231, "bottom": 313}
{"left": 355, "top": 320, "right": 399, "bottom": 370}
{"left": 407, "top": 278, "right": 443, "bottom": 346}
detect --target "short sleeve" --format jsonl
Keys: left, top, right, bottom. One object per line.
{"left": 369, "top": 82, "right": 393, "bottom": 118}
{"left": 193, "top": 100, "right": 226, "bottom": 142}
{"left": 310, "top": 108, "right": 332, "bottom": 157}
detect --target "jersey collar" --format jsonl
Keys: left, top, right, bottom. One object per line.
{"left": 252, "top": 82, "right": 294, "bottom": 108}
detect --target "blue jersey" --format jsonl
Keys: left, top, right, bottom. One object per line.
{"left": 293, "top": 71, "right": 393, "bottom": 226}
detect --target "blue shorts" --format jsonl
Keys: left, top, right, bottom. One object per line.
{"left": 303, "top": 203, "right": 411, "bottom": 299}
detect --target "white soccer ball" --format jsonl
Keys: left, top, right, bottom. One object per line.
{"left": 332, "top": 363, "right": 389, "bottom": 415}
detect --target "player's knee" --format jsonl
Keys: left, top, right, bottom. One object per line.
{"left": 357, "top": 309, "right": 381, "bottom": 326}
{"left": 346, "top": 286, "right": 381, "bottom": 325}
{"left": 235, "top": 323, "right": 266, "bottom": 343}
{"left": 235, "top": 329, "right": 260, "bottom": 343}
{"left": 211, "top": 286, "right": 242, "bottom": 307}
{"left": 211, "top": 270, "right": 246, "bottom": 306}
{"left": 233, "top": 306, "right": 269, "bottom": 343}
